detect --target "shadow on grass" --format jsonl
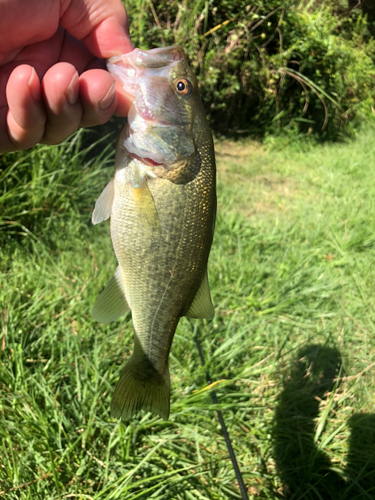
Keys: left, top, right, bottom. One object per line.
{"left": 272, "top": 344, "right": 375, "bottom": 500}
{"left": 346, "top": 414, "right": 375, "bottom": 499}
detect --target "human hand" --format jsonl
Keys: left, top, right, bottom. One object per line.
{"left": 0, "top": 0, "right": 134, "bottom": 153}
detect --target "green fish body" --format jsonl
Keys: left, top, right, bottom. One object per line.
{"left": 92, "top": 46, "right": 216, "bottom": 420}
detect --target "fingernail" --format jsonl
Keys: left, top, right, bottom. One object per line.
{"left": 65, "top": 73, "right": 79, "bottom": 105}
{"left": 99, "top": 82, "right": 116, "bottom": 110}
{"left": 28, "top": 68, "right": 41, "bottom": 101}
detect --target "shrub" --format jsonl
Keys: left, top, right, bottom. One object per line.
{"left": 125, "top": 0, "right": 375, "bottom": 139}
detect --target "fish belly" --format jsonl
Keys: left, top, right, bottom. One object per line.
{"left": 111, "top": 163, "right": 211, "bottom": 366}
{"left": 109, "top": 158, "right": 215, "bottom": 419}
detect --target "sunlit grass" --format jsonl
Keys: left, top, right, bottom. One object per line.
{"left": 1, "top": 127, "right": 375, "bottom": 498}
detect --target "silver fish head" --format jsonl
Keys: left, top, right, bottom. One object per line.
{"left": 107, "top": 46, "right": 205, "bottom": 173}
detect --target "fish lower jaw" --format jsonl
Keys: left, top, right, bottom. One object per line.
{"left": 129, "top": 152, "right": 165, "bottom": 168}
{"left": 124, "top": 132, "right": 166, "bottom": 169}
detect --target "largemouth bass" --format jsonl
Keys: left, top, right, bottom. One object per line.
{"left": 91, "top": 46, "right": 216, "bottom": 420}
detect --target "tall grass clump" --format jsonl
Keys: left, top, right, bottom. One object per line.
{"left": 0, "top": 130, "right": 115, "bottom": 246}
{"left": 125, "top": 0, "right": 375, "bottom": 139}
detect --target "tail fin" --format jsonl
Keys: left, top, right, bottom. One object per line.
{"left": 110, "top": 355, "right": 170, "bottom": 420}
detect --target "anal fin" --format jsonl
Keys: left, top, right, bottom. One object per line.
{"left": 185, "top": 271, "right": 214, "bottom": 319}
{"left": 92, "top": 267, "right": 130, "bottom": 324}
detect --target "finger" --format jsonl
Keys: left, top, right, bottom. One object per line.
{"left": 2, "top": 64, "right": 46, "bottom": 152}
{"left": 60, "top": 0, "right": 134, "bottom": 58}
{"left": 0, "top": 0, "right": 59, "bottom": 57}
{"left": 41, "top": 62, "right": 83, "bottom": 145}
{"left": 79, "top": 69, "right": 118, "bottom": 128}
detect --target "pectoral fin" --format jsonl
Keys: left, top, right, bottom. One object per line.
{"left": 185, "top": 271, "right": 215, "bottom": 319}
{"left": 92, "top": 267, "right": 130, "bottom": 324}
{"left": 92, "top": 178, "right": 114, "bottom": 225}
{"left": 131, "top": 174, "right": 159, "bottom": 229}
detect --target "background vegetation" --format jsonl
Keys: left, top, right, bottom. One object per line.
{"left": 1, "top": 0, "right": 375, "bottom": 498}
{"left": 1, "top": 127, "right": 375, "bottom": 498}
{"left": 127, "top": 0, "right": 375, "bottom": 139}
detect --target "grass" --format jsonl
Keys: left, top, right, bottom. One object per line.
{"left": 1, "top": 125, "right": 375, "bottom": 499}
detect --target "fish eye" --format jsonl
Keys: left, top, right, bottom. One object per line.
{"left": 175, "top": 79, "right": 191, "bottom": 96}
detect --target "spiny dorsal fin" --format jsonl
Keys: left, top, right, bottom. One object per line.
{"left": 185, "top": 271, "right": 214, "bottom": 319}
{"left": 92, "top": 178, "right": 114, "bottom": 225}
{"left": 92, "top": 267, "right": 129, "bottom": 324}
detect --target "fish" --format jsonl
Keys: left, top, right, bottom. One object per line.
{"left": 91, "top": 45, "right": 216, "bottom": 420}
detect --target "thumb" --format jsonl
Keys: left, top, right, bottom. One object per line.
{"left": 60, "top": 0, "right": 134, "bottom": 58}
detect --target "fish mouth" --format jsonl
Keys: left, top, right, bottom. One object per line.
{"left": 107, "top": 46, "right": 184, "bottom": 99}
{"left": 129, "top": 152, "right": 165, "bottom": 168}
{"left": 124, "top": 123, "right": 167, "bottom": 168}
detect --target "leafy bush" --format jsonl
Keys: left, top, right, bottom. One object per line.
{"left": 125, "top": 0, "right": 375, "bottom": 139}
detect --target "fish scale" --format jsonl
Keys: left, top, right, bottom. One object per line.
{"left": 91, "top": 46, "right": 216, "bottom": 420}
